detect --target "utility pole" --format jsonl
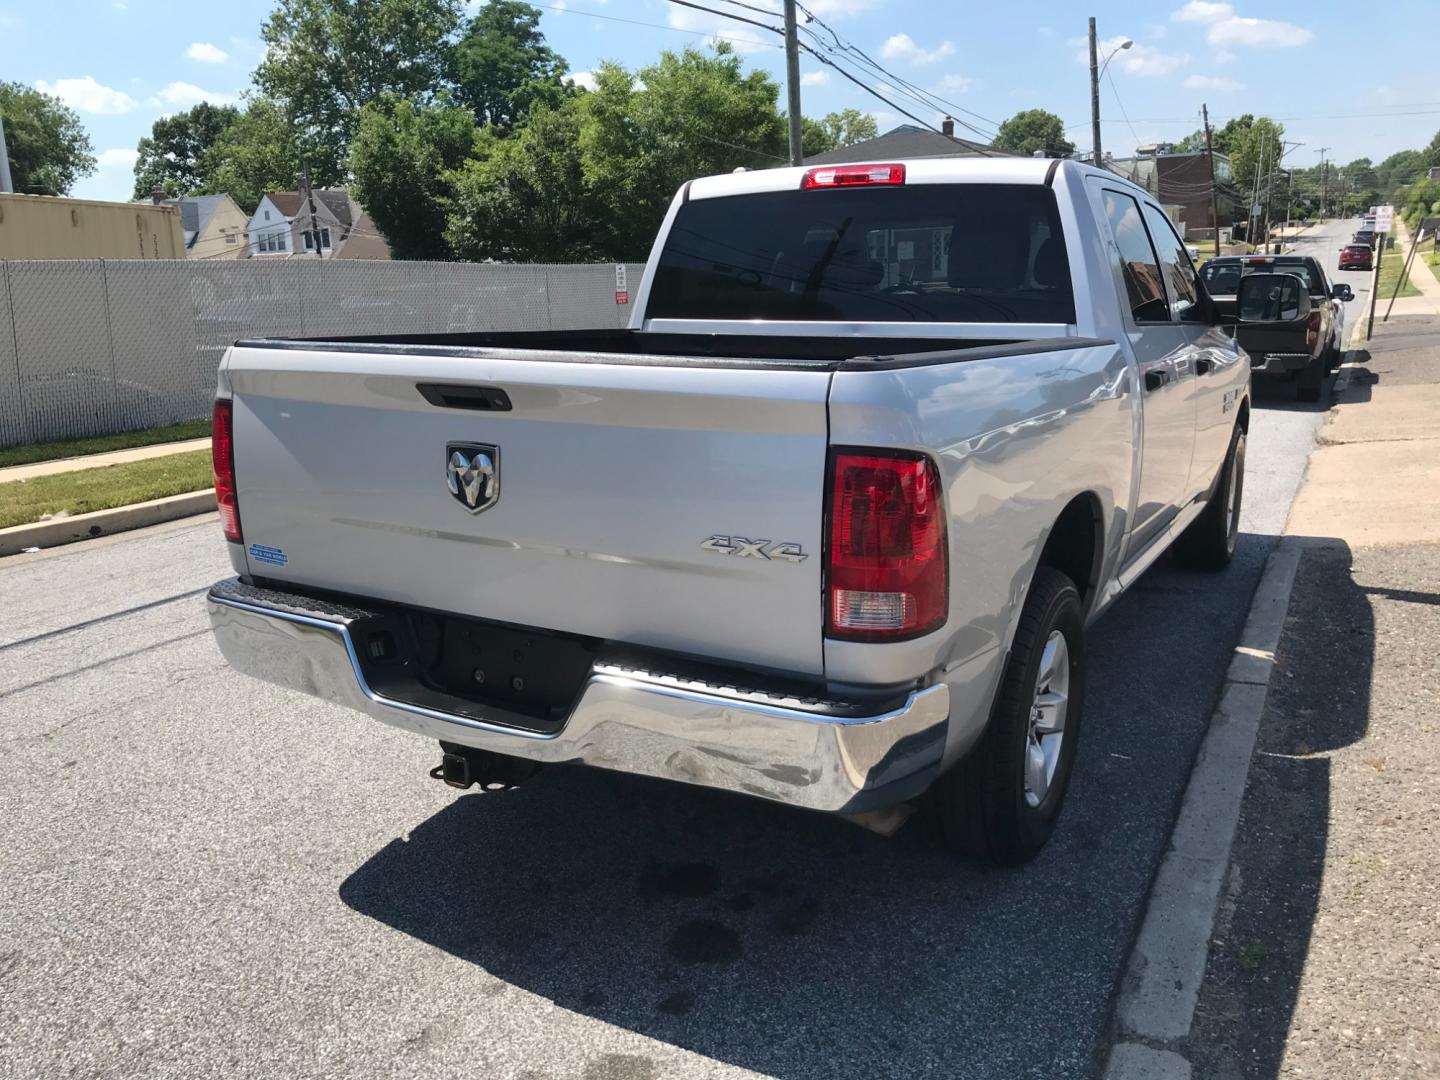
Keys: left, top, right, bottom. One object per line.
{"left": 1248, "top": 137, "right": 1267, "bottom": 249}
{"left": 1203, "top": 103, "right": 1220, "bottom": 257}
{"left": 301, "top": 157, "right": 323, "bottom": 258}
{"left": 1316, "top": 147, "right": 1331, "bottom": 221}
{"left": 1280, "top": 169, "right": 1294, "bottom": 253}
{"left": 783, "top": 0, "right": 803, "bottom": 166}
{"left": 1260, "top": 137, "right": 1278, "bottom": 252}
{"left": 1089, "top": 17, "right": 1102, "bottom": 167}
{"left": 0, "top": 115, "right": 13, "bottom": 193}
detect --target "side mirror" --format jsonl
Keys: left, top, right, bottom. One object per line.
{"left": 1238, "top": 273, "right": 1312, "bottom": 322}
{"left": 1331, "top": 283, "right": 1355, "bottom": 302}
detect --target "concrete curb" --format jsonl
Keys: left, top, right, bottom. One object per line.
{"left": 0, "top": 489, "right": 217, "bottom": 557}
{"left": 1102, "top": 537, "right": 1304, "bottom": 1077}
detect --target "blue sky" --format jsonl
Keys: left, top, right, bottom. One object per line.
{"left": 3, "top": 0, "right": 1437, "bottom": 202}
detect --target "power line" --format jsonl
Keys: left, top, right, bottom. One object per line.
{"left": 530, "top": 1, "right": 783, "bottom": 50}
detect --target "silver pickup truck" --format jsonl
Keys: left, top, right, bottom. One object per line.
{"left": 207, "top": 157, "right": 1270, "bottom": 863}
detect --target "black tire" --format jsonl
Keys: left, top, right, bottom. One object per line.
{"left": 927, "top": 567, "right": 1085, "bottom": 865}
{"left": 1175, "top": 424, "right": 1246, "bottom": 571}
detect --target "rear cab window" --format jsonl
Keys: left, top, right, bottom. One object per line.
{"left": 646, "top": 183, "right": 1076, "bottom": 324}
{"left": 1202, "top": 258, "right": 1319, "bottom": 297}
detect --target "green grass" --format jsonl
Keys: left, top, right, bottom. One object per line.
{"left": 0, "top": 419, "right": 210, "bottom": 470}
{"left": 1376, "top": 235, "right": 1421, "bottom": 300}
{"left": 0, "top": 449, "right": 213, "bottom": 529}
{"left": 1236, "top": 940, "right": 1268, "bottom": 974}
{"left": 1425, "top": 249, "right": 1440, "bottom": 276}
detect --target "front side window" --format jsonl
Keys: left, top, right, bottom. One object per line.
{"left": 648, "top": 183, "right": 1076, "bottom": 324}
{"left": 1141, "top": 203, "right": 1203, "bottom": 322}
{"left": 1101, "top": 189, "right": 1168, "bottom": 322}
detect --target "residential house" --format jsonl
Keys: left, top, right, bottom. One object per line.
{"left": 1105, "top": 149, "right": 1243, "bottom": 242}
{"left": 244, "top": 188, "right": 391, "bottom": 260}
{"left": 161, "top": 194, "right": 248, "bottom": 260}
{"left": 804, "top": 120, "right": 995, "bottom": 166}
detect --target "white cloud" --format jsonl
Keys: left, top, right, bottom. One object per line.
{"left": 1076, "top": 36, "right": 1190, "bottom": 77}
{"left": 34, "top": 75, "right": 137, "bottom": 114}
{"left": 939, "top": 74, "right": 976, "bottom": 92}
{"left": 1207, "top": 16, "right": 1310, "bottom": 48}
{"left": 152, "top": 82, "right": 240, "bottom": 109}
{"left": 187, "top": 42, "right": 229, "bottom": 63}
{"left": 551, "top": 0, "right": 567, "bottom": 11}
{"left": 801, "top": 70, "right": 830, "bottom": 87}
{"left": 96, "top": 147, "right": 138, "bottom": 170}
{"left": 1183, "top": 74, "right": 1243, "bottom": 91}
{"left": 803, "top": 0, "right": 880, "bottom": 16}
{"left": 567, "top": 70, "right": 597, "bottom": 91}
{"left": 880, "top": 33, "right": 955, "bottom": 66}
{"left": 1171, "top": 3, "right": 1310, "bottom": 48}
{"left": 1171, "top": 1, "right": 1233, "bottom": 22}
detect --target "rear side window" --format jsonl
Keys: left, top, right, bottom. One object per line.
{"left": 1141, "top": 204, "right": 1203, "bottom": 322}
{"left": 1101, "top": 189, "right": 1168, "bottom": 322}
{"left": 1202, "top": 259, "right": 1314, "bottom": 296}
{"left": 647, "top": 184, "right": 1076, "bottom": 324}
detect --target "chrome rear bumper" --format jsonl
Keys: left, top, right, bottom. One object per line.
{"left": 206, "top": 579, "right": 950, "bottom": 813}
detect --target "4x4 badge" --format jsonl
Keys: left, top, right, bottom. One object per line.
{"left": 701, "top": 535, "right": 807, "bottom": 562}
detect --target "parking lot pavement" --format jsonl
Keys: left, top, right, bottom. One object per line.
{"left": 0, "top": 395, "right": 1323, "bottom": 1080}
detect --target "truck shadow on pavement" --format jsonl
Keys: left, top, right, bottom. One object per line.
{"left": 1187, "top": 537, "right": 1375, "bottom": 1078}
{"left": 337, "top": 533, "right": 1316, "bottom": 1080}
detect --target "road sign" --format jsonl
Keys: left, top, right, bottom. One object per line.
{"left": 1251, "top": 203, "right": 1263, "bottom": 216}
{"left": 614, "top": 264, "right": 629, "bottom": 305}
{"left": 1371, "top": 205, "right": 1394, "bottom": 232}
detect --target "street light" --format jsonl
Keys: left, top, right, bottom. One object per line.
{"left": 1089, "top": 27, "right": 1132, "bottom": 167}
{"left": 1100, "top": 39, "right": 1134, "bottom": 80}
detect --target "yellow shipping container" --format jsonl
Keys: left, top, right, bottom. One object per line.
{"left": 0, "top": 193, "right": 186, "bottom": 260}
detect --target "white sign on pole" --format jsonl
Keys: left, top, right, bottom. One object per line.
{"left": 614, "top": 263, "right": 629, "bottom": 305}
{"left": 1373, "top": 205, "right": 1394, "bottom": 232}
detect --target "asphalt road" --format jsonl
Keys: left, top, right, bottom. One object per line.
{"left": 0, "top": 297, "right": 1340, "bottom": 1080}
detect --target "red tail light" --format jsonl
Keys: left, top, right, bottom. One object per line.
{"left": 212, "top": 398, "right": 241, "bottom": 543}
{"left": 826, "top": 449, "right": 947, "bottom": 641}
{"left": 1305, "top": 309, "right": 1321, "bottom": 346}
{"left": 802, "top": 163, "right": 906, "bottom": 190}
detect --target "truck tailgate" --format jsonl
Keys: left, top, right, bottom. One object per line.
{"left": 225, "top": 344, "right": 831, "bottom": 675}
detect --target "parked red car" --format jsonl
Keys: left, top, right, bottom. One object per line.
{"left": 1339, "top": 244, "right": 1373, "bottom": 271}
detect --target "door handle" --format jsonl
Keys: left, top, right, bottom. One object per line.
{"left": 1144, "top": 369, "right": 1169, "bottom": 392}
{"left": 1195, "top": 355, "right": 1214, "bottom": 375}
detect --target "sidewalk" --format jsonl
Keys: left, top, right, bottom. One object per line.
{"left": 1375, "top": 217, "right": 1440, "bottom": 319}
{"left": 0, "top": 436, "right": 211, "bottom": 484}
{"left": 1185, "top": 312, "right": 1440, "bottom": 1077}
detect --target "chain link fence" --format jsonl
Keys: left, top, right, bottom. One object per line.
{"left": 0, "top": 259, "right": 645, "bottom": 448}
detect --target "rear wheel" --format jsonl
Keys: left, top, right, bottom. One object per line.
{"left": 1296, "top": 353, "right": 1326, "bottom": 402}
{"left": 927, "top": 567, "right": 1085, "bottom": 865}
{"left": 1176, "top": 424, "right": 1245, "bottom": 571}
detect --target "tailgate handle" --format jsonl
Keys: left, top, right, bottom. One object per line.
{"left": 416, "top": 383, "right": 513, "bottom": 412}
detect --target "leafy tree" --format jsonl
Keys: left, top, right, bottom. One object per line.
{"left": 992, "top": 109, "right": 1073, "bottom": 158}
{"left": 253, "top": 0, "right": 463, "bottom": 181}
{"left": 131, "top": 102, "right": 241, "bottom": 200}
{"left": 819, "top": 108, "right": 878, "bottom": 149}
{"left": 1426, "top": 129, "right": 1440, "bottom": 169}
{"left": 1210, "top": 114, "right": 1254, "bottom": 157}
{"left": 800, "top": 109, "right": 877, "bottom": 158}
{"left": 0, "top": 81, "right": 95, "bottom": 195}
{"left": 581, "top": 45, "right": 787, "bottom": 258}
{"left": 446, "top": 101, "right": 600, "bottom": 261}
{"left": 453, "top": 0, "right": 568, "bottom": 130}
{"left": 349, "top": 95, "right": 476, "bottom": 260}
{"left": 1376, "top": 149, "right": 1424, "bottom": 199}
{"left": 1228, "top": 116, "right": 1283, "bottom": 198}
{"left": 195, "top": 97, "right": 303, "bottom": 214}
{"left": 1173, "top": 130, "right": 1207, "bottom": 154}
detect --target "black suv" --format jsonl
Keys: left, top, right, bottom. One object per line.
{"left": 1201, "top": 255, "right": 1354, "bottom": 402}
